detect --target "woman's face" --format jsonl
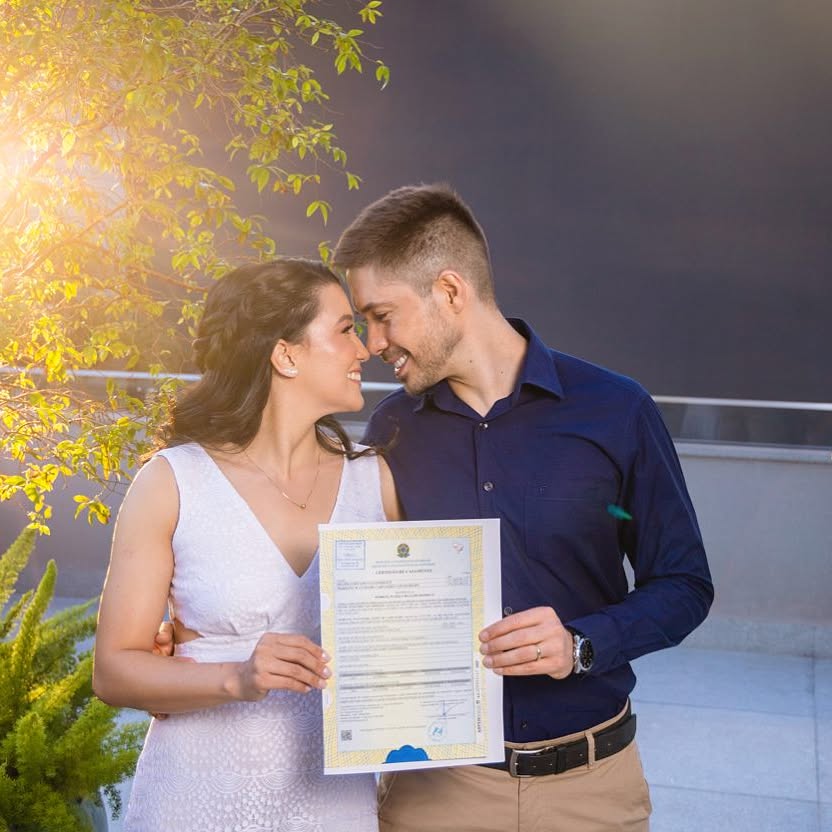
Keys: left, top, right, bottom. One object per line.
{"left": 290, "top": 282, "right": 370, "bottom": 415}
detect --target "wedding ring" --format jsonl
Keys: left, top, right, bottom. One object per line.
{"left": 535, "top": 644, "right": 542, "bottom": 661}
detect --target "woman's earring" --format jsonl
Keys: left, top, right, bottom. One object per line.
{"left": 279, "top": 366, "right": 298, "bottom": 378}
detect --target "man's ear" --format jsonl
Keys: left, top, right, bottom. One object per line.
{"left": 433, "top": 269, "right": 468, "bottom": 314}
{"left": 271, "top": 339, "right": 300, "bottom": 377}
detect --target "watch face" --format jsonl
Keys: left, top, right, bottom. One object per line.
{"left": 579, "top": 637, "right": 594, "bottom": 670}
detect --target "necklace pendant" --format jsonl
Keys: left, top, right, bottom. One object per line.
{"left": 246, "top": 448, "right": 320, "bottom": 512}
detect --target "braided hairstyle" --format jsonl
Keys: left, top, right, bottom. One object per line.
{"left": 158, "top": 258, "right": 364, "bottom": 458}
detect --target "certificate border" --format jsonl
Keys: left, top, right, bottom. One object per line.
{"left": 319, "top": 521, "right": 491, "bottom": 772}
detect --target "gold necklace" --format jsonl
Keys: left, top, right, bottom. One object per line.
{"left": 244, "top": 448, "right": 321, "bottom": 510}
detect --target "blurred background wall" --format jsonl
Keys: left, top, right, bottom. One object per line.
{"left": 254, "top": 0, "right": 832, "bottom": 402}
{"left": 2, "top": 0, "right": 831, "bottom": 651}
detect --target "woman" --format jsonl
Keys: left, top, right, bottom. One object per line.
{"left": 94, "top": 258, "right": 400, "bottom": 831}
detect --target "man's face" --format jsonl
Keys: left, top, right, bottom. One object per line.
{"left": 347, "top": 264, "right": 461, "bottom": 395}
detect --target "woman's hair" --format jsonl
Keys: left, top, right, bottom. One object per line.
{"left": 156, "top": 258, "right": 365, "bottom": 458}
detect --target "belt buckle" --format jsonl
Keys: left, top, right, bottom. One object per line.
{"left": 508, "top": 746, "right": 555, "bottom": 778}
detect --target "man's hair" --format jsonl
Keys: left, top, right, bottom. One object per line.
{"left": 332, "top": 183, "right": 495, "bottom": 303}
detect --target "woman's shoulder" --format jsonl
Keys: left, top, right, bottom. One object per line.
{"left": 153, "top": 441, "right": 202, "bottom": 461}
{"left": 146, "top": 442, "right": 209, "bottom": 487}
{"left": 339, "top": 443, "right": 380, "bottom": 482}
{"left": 341, "top": 446, "right": 400, "bottom": 521}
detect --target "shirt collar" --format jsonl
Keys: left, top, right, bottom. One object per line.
{"left": 413, "top": 318, "right": 564, "bottom": 413}
{"left": 509, "top": 318, "right": 564, "bottom": 400}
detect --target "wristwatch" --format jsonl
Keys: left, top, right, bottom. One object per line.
{"left": 571, "top": 631, "right": 594, "bottom": 675}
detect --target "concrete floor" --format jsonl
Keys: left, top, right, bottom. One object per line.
{"left": 632, "top": 646, "right": 830, "bottom": 832}
{"left": 101, "top": 644, "right": 830, "bottom": 831}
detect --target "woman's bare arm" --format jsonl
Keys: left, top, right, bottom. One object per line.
{"left": 93, "top": 456, "right": 329, "bottom": 713}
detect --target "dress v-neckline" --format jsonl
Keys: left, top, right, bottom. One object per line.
{"left": 195, "top": 444, "right": 346, "bottom": 580}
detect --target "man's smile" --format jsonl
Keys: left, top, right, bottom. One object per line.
{"left": 392, "top": 354, "right": 408, "bottom": 377}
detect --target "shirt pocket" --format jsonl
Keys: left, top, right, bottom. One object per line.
{"left": 523, "top": 477, "right": 619, "bottom": 573}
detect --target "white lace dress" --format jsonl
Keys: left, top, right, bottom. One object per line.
{"left": 123, "top": 442, "right": 382, "bottom": 832}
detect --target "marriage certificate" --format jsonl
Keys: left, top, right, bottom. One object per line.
{"left": 318, "top": 518, "right": 504, "bottom": 774}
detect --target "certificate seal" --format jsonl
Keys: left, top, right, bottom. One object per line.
{"left": 427, "top": 720, "right": 447, "bottom": 741}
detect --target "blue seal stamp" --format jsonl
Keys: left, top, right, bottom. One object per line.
{"left": 428, "top": 720, "right": 447, "bottom": 741}
{"left": 384, "top": 745, "right": 430, "bottom": 763}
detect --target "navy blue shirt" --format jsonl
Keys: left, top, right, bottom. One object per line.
{"left": 362, "top": 320, "right": 713, "bottom": 741}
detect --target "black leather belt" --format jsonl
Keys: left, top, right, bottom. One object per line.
{"left": 488, "top": 704, "right": 636, "bottom": 778}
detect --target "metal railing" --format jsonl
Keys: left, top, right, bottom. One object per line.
{"left": 0, "top": 367, "right": 398, "bottom": 392}
{"left": 3, "top": 368, "right": 831, "bottom": 447}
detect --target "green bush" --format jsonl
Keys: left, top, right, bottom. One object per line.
{"left": 0, "top": 529, "right": 144, "bottom": 831}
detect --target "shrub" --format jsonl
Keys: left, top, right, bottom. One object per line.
{"left": 0, "top": 528, "right": 144, "bottom": 831}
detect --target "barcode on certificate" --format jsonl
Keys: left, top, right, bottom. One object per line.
{"left": 340, "top": 729, "right": 352, "bottom": 742}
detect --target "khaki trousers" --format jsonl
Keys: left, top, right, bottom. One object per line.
{"left": 378, "top": 704, "right": 652, "bottom": 832}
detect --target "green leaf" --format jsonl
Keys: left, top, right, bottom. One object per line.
{"left": 9, "top": 559, "right": 57, "bottom": 696}
{"left": 0, "top": 529, "right": 37, "bottom": 609}
{"left": 359, "top": 1, "right": 384, "bottom": 24}
{"left": 253, "top": 167, "right": 270, "bottom": 193}
{"left": 375, "top": 63, "right": 390, "bottom": 89}
{"left": 305, "top": 200, "right": 331, "bottom": 225}
{"left": 0, "top": 0, "right": 391, "bottom": 530}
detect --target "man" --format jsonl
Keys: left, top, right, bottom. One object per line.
{"left": 331, "top": 183, "right": 714, "bottom": 832}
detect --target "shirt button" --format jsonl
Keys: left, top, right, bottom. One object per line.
{"left": 479, "top": 422, "right": 489, "bottom": 430}
{"left": 482, "top": 481, "right": 494, "bottom": 492}
{"left": 503, "top": 606, "right": 513, "bottom": 616}
{"left": 520, "top": 721, "right": 528, "bottom": 730}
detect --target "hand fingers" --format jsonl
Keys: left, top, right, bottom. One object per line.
{"left": 244, "top": 634, "right": 332, "bottom": 696}
{"left": 490, "top": 655, "right": 570, "bottom": 679}
{"left": 482, "top": 641, "right": 543, "bottom": 667}
{"left": 480, "top": 622, "right": 551, "bottom": 656}
{"left": 479, "top": 609, "right": 573, "bottom": 679}
{"left": 242, "top": 660, "right": 328, "bottom": 696}
{"left": 257, "top": 632, "right": 330, "bottom": 663}
{"left": 252, "top": 644, "right": 331, "bottom": 681}
{"left": 479, "top": 605, "right": 562, "bottom": 642}
{"left": 156, "top": 621, "right": 175, "bottom": 642}
{"left": 255, "top": 659, "right": 331, "bottom": 693}
{"left": 153, "top": 622, "right": 175, "bottom": 657}
{"left": 482, "top": 639, "right": 570, "bottom": 676}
